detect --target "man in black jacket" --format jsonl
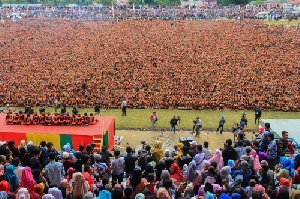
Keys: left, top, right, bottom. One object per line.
{"left": 124, "top": 147, "right": 138, "bottom": 178}
{"left": 222, "top": 139, "right": 238, "bottom": 166}
{"left": 178, "top": 146, "right": 192, "bottom": 170}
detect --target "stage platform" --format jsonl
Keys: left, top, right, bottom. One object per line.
{"left": 0, "top": 114, "right": 115, "bottom": 151}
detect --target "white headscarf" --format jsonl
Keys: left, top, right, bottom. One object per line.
{"left": 16, "top": 188, "right": 30, "bottom": 199}
{"left": 42, "top": 194, "right": 55, "bottom": 199}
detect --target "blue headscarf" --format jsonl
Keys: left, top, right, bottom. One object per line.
{"left": 228, "top": 159, "right": 234, "bottom": 167}
{"left": 219, "top": 193, "right": 231, "bottom": 199}
{"left": 4, "top": 165, "right": 19, "bottom": 192}
{"left": 280, "top": 156, "right": 295, "bottom": 177}
{"left": 98, "top": 190, "right": 111, "bottom": 199}
{"left": 231, "top": 193, "right": 242, "bottom": 199}
{"left": 204, "top": 191, "right": 215, "bottom": 199}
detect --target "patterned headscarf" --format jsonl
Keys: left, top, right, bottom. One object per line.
{"left": 16, "top": 188, "right": 30, "bottom": 199}
{"left": 21, "top": 167, "right": 36, "bottom": 191}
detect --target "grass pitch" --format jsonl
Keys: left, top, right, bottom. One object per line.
{"left": 10, "top": 107, "right": 300, "bottom": 131}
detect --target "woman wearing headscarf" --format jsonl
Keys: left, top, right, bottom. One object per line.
{"left": 160, "top": 169, "right": 171, "bottom": 187}
{"left": 156, "top": 188, "right": 171, "bottom": 199}
{"left": 252, "top": 184, "right": 270, "bottom": 199}
{"left": 127, "top": 167, "right": 147, "bottom": 198}
{"left": 4, "top": 165, "right": 19, "bottom": 192}
{"left": 21, "top": 167, "right": 36, "bottom": 191}
{"left": 144, "top": 161, "right": 155, "bottom": 179}
{"left": 0, "top": 180, "right": 14, "bottom": 199}
{"left": 250, "top": 149, "right": 261, "bottom": 173}
{"left": 97, "top": 190, "right": 111, "bottom": 199}
{"left": 170, "top": 163, "right": 182, "bottom": 185}
{"left": 34, "top": 184, "right": 45, "bottom": 197}
{"left": 220, "top": 166, "right": 233, "bottom": 183}
{"left": 66, "top": 167, "right": 75, "bottom": 182}
{"left": 72, "top": 172, "right": 89, "bottom": 198}
{"left": 276, "top": 177, "right": 291, "bottom": 197}
{"left": 187, "top": 161, "right": 198, "bottom": 183}
{"left": 209, "top": 149, "right": 224, "bottom": 172}
{"left": 151, "top": 141, "right": 164, "bottom": 163}
{"left": 280, "top": 156, "right": 295, "bottom": 178}
{"left": 155, "top": 160, "right": 166, "bottom": 181}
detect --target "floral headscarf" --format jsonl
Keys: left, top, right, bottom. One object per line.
{"left": 156, "top": 188, "right": 171, "bottom": 199}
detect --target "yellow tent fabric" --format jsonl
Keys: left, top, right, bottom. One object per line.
{"left": 46, "top": 134, "right": 61, "bottom": 151}
{"left": 26, "top": 133, "right": 37, "bottom": 145}
{"left": 25, "top": 133, "right": 61, "bottom": 151}
{"left": 35, "top": 134, "right": 48, "bottom": 147}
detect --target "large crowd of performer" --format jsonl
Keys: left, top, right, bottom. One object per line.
{"left": 0, "top": 19, "right": 299, "bottom": 111}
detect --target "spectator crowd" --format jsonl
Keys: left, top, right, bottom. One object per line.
{"left": 0, "top": 19, "right": 299, "bottom": 111}
{"left": 0, "top": 122, "right": 298, "bottom": 199}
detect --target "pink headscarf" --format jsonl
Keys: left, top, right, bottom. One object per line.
{"left": 253, "top": 184, "right": 266, "bottom": 194}
{"left": 21, "top": 167, "right": 36, "bottom": 191}
{"left": 250, "top": 149, "right": 261, "bottom": 173}
{"left": 209, "top": 149, "right": 223, "bottom": 172}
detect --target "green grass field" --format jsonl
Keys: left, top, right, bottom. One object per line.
{"left": 264, "top": 19, "right": 300, "bottom": 27}
{"left": 10, "top": 107, "right": 300, "bottom": 131}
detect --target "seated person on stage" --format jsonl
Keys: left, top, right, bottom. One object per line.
{"left": 76, "top": 114, "right": 83, "bottom": 125}
{"left": 71, "top": 114, "right": 77, "bottom": 125}
{"left": 25, "top": 114, "right": 32, "bottom": 125}
{"left": 19, "top": 114, "right": 25, "bottom": 124}
{"left": 65, "top": 113, "right": 71, "bottom": 125}
{"left": 53, "top": 113, "right": 59, "bottom": 125}
{"left": 39, "top": 113, "right": 45, "bottom": 125}
{"left": 45, "top": 113, "right": 52, "bottom": 125}
{"left": 13, "top": 113, "right": 20, "bottom": 124}
{"left": 83, "top": 113, "right": 89, "bottom": 125}
{"left": 89, "top": 113, "right": 95, "bottom": 125}
{"left": 58, "top": 114, "right": 65, "bottom": 125}
{"left": 32, "top": 113, "right": 39, "bottom": 125}
{"left": 6, "top": 113, "right": 13, "bottom": 124}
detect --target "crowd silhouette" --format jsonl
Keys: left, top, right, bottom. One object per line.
{"left": 0, "top": 19, "right": 299, "bottom": 110}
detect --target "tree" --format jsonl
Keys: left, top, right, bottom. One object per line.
{"left": 254, "top": 0, "right": 263, "bottom": 5}
{"left": 0, "top": 0, "right": 3, "bottom": 6}
{"left": 128, "top": 0, "right": 139, "bottom": 5}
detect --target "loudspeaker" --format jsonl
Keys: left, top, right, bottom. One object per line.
{"left": 179, "top": 137, "right": 193, "bottom": 150}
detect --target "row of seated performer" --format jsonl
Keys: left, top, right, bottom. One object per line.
{"left": 5, "top": 113, "right": 98, "bottom": 125}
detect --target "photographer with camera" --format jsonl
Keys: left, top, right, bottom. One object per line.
{"left": 170, "top": 116, "right": 179, "bottom": 134}
{"left": 191, "top": 117, "right": 202, "bottom": 138}
{"left": 216, "top": 115, "right": 226, "bottom": 134}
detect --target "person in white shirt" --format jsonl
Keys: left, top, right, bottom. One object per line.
{"left": 194, "top": 145, "right": 205, "bottom": 170}
{"left": 121, "top": 100, "right": 127, "bottom": 116}
{"left": 202, "top": 141, "right": 212, "bottom": 160}
{"left": 12, "top": 157, "right": 23, "bottom": 183}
